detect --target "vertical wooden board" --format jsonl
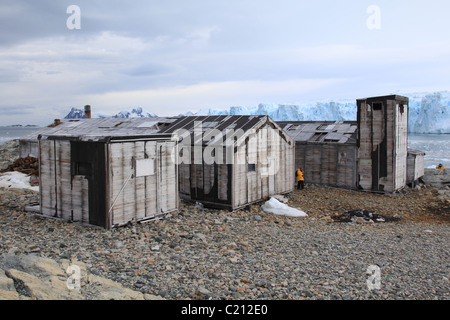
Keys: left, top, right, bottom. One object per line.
{"left": 247, "top": 170, "right": 256, "bottom": 203}
{"left": 71, "top": 175, "right": 89, "bottom": 223}
{"left": 247, "top": 136, "right": 258, "bottom": 203}
{"left": 179, "top": 164, "right": 190, "bottom": 196}
{"left": 157, "top": 142, "right": 177, "bottom": 213}
{"left": 194, "top": 163, "right": 203, "bottom": 200}
{"left": 254, "top": 135, "right": 262, "bottom": 201}
{"left": 320, "top": 145, "right": 327, "bottom": 185}
{"left": 336, "top": 146, "right": 347, "bottom": 187}
{"left": 275, "top": 138, "right": 286, "bottom": 193}
{"left": 218, "top": 164, "right": 228, "bottom": 201}
{"left": 395, "top": 102, "right": 408, "bottom": 189}
{"left": 134, "top": 141, "right": 146, "bottom": 220}
{"left": 39, "top": 141, "right": 53, "bottom": 216}
{"left": 234, "top": 146, "right": 246, "bottom": 207}
{"left": 45, "top": 141, "right": 57, "bottom": 217}
{"left": 167, "top": 142, "right": 178, "bottom": 210}
{"left": 257, "top": 127, "right": 268, "bottom": 199}
{"left": 58, "top": 141, "right": 72, "bottom": 220}
{"left": 311, "top": 145, "right": 321, "bottom": 184}
{"left": 54, "top": 141, "right": 63, "bottom": 219}
{"left": 304, "top": 145, "right": 315, "bottom": 184}
{"left": 203, "top": 164, "right": 212, "bottom": 196}
{"left": 142, "top": 141, "right": 157, "bottom": 218}
{"left": 329, "top": 145, "right": 338, "bottom": 186}
{"left": 286, "top": 142, "right": 295, "bottom": 191}
{"left": 122, "top": 142, "right": 137, "bottom": 223}
{"left": 109, "top": 143, "right": 125, "bottom": 225}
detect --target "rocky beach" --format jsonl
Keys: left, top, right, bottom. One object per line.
{"left": 0, "top": 140, "right": 449, "bottom": 300}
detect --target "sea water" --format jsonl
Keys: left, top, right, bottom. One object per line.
{"left": 0, "top": 127, "right": 448, "bottom": 169}
{"left": 0, "top": 126, "right": 41, "bottom": 145}
{"left": 408, "top": 134, "right": 450, "bottom": 169}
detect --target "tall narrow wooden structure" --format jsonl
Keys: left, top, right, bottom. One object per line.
{"left": 357, "top": 95, "right": 409, "bottom": 192}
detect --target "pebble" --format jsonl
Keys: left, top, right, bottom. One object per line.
{"left": 0, "top": 184, "right": 449, "bottom": 300}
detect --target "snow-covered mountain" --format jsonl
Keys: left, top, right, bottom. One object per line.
{"left": 64, "top": 106, "right": 157, "bottom": 120}
{"left": 63, "top": 91, "right": 450, "bottom": 133}
{"left": 113, "top": 107, "right": 157, "bottom": 118}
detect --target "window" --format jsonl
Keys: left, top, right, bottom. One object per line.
{"left": 75, "top": 162, "right": 92, "bottom": 176}
{"left": 372, "top": 103, "right": 383, "bottom": 111}
{"left": 135, "top": 158, "right": 155, "bottom": 177}
{"left": 248, "top": 164, "right": 256, "bottom": 172}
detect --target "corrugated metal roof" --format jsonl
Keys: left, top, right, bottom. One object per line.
{"left": 277, "top": 121, "right": 358, "bottom": 144}
{"left": 158, "top": 115, "right": 270, "bottom": 146}
{"left": 21, "top": 117, "right": 178, "bottom": 141}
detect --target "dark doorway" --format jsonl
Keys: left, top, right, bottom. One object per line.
{"left": 71, "top": 141, "right": 107, "bottom": 228}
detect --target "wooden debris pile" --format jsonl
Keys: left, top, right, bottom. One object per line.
{"left": 0, "top": 156, "right": 39, "bottom": 177}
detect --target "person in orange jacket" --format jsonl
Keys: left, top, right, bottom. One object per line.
{"left": 436, "top": 163, "right": 446, "bottom": 175}
{"left": 296, "top": 168, "right": 305, "bottom": 190}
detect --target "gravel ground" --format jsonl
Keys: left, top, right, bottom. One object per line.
{"left": 0, "top": 184, "right": 449, "bottom": 300}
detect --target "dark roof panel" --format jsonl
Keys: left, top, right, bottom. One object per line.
{"left": 276, "top": 121, "right": 358, "bottom": 145}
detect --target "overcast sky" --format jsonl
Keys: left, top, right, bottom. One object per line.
{"left": 1, "top": 0, "right": 450, "bottom": 126}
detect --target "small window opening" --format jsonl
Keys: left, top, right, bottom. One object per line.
{"left": 75, "top": 162, "right": 92, "bottom": 176}
{"left": 372, "top": 103, "right": 383, "bottom": 111}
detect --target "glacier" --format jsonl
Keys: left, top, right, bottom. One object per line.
{"left": 197, "top": 91, "right": 450, "bottom": 134}
{"left": 63, "top": 91, "right": 450, "bottom": 134}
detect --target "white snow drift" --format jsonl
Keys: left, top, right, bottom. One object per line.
{"left": 0, "top": 172, "right": 39, "bottom": 191}
{"left": 261, "top": 197, "right": 307, "bottom": 217}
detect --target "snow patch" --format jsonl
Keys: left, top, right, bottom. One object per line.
{"left": 0, "top": 172, "right": 39, "bottom": 191}
{"left": 261, "top": 197, "right": 307, "bottom": 217}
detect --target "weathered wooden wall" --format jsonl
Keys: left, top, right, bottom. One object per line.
{"left": 407, "top": 150, "right": 425, "bottom": 184}
{"left": 294, "top": 143, "right": 357, "bottom": 189}
{"left": 233, "top": 123, "right": 295, "bottom": 209}
{"left": 39, "top": 140, "right": 76, "bottom": 221}
{"left": 108, "top": 140, "right": 178, "bottom": 227}
{"left": 19, "top": 140, "right": 39, "bottom": 158}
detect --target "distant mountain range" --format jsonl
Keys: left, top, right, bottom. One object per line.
{"left": 65, "top": 106, "right": 157, "bottom": 119}
{"left": 64, "top": 91, "right": 450, "bottom": 133}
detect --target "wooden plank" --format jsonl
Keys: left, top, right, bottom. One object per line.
{"left": 217, "top": 164, "right": 228, "bottom": 201}
{"left": 72, "top": 175, "right": 89, "bottom": 223}
{"left": 134, "top": 141, "right": 146, "bottom": 221}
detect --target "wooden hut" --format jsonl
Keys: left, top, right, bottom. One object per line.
{"left": 407, "top": 148, "right": 426, "bottom": 186}
{"left": 19, "top": 117, "right": 177, "bottom": 158}
{"left": 277, "top": 121, "right": 358, "bottom": 189}
{"left": 356, "top": 95, "right": 409, "bottom": 193}
{"left": 37, "top": 119, "right": 179, "bottom": 229}
{"left": 159, "top": 115, "right": 295, "bottom": 210}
